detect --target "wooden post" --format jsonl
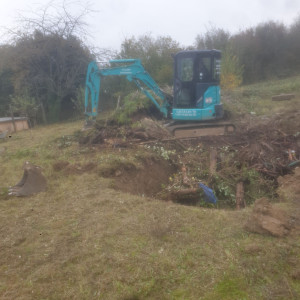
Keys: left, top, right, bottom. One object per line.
{"left": 272, "top": 94, "right": 295, "bottom": 101}
{"left": 209, "top": 148, "right": 218, "bottom": 175}
{"left": 9, "top": 105, "right": 17, "bottom": 133}
{"left": 236, "top": 181, "right": 245, "bottom": 210}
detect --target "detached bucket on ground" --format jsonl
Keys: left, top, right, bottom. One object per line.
{"left": 9, "top": 161, "right": 47, "bottom": 196}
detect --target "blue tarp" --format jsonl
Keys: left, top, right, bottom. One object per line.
{"left": 199, "top": 183, "right": 217, "bottom": 204}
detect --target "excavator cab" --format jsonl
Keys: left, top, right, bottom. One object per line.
{"left": 172, "top": 50, "right": 223, "bottom": 121}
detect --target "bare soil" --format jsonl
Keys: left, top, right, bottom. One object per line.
{"left": 104, "top": 157, "right": 177, "bottom": 197}
{"left": 52, "top": 161, "right": 97, "bottom": 175}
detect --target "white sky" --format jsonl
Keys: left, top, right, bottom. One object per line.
{"left": 0, "top": 0, "right": 299, "bottom": 51}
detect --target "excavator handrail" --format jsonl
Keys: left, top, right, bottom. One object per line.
{"left": 84, "top": 59, "right": 172, "bottom": 118}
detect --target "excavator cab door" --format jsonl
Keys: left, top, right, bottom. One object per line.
{"left": 172, "top": 50, "right": 222, "bottom": 121}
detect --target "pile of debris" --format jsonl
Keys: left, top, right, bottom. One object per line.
{"left": 80, "top": 118, "right": 172, "bottom": 147}
{"left": 236, "top": 123, "right": 299, "bottom": 178}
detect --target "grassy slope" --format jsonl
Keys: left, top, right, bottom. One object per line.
{"left": 224, "top": 74, "right": 300, "bottom": 117}
{"left": 0, "top": 77, "right": 299, "bottom": 299}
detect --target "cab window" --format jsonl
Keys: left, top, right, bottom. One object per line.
{"left": 178, "top": 57, "right": 193, "bottom": 82}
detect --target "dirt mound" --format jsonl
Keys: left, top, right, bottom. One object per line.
{"left": 277, "top": 167, "right": 300, "bottom": 231}
{"left": 278, "top": 167, "right": 300, "bottom": 200}
{"left": 245, "top": 197, "right": 291, "bottom": 237}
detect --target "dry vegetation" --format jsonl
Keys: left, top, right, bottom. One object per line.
{"left": 0, "top": 78, "right": 300, "bottom": 299}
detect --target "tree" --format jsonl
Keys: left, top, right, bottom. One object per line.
{"left": 287, "top": 15, "right": 300, "bottom": 73}
{"left": 254, "top": 21, "right": 287, "bottom": 79}
{"left": 195, "top": 26, "right": 230, "bottom": 51}
{"left": 119, "top": 34, "right": 182, "bottom": 86}
{"left": 220, "top": 46, "right": 244, "bottom": 90}
{"left": 231, "top": 22, "right": 289, "bottom": 83}
{"left": 0, "top": 45, "right": 14, "bottom": 115}
{"left": 3, "top": 1, "right": 95, "bottom": 122}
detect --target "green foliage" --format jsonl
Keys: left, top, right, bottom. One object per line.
{"left": 230, "top": 20, "right": 297, "bottom": 83}
{"left": 70, "top": 87, "right": 85, "bottom": 116}
{"left": 0, "top": 2, "right": 94, "bottom": 123}
{"left": 119, "top": 34, "right": 182, "bottom": 86}
{"left": 144, "top": 145, "right": 176, "bottom": 160}
{"left": 221, "top": 47, "right": 244, "bottom": 90}
{"left": 195, "top": 19, "right": 300, "bottom": 83}
{"left": 10, "top": 93, "right": 38, "bottom": 123}
{"left": 208, "top": 146, "right": 276, "bottom": 208}
{"left": 10, "top": 32, "right": 92, "bottom": 122}
{"left": 111, "top": 92, "right": 154, "bottom": 125}
{"left": 195, "top": 26, "right": 230, "bottom": 50}
{"left": 211, "top": 275, "right": 248, "bottom": 300}
{"left": 0, "top": 68, "right": 14, "bottom": 115}
{"left": 212, "top": 175, "right": 236, "bottom": 207}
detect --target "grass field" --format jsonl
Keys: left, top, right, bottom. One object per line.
{"left": 0, "top": 77, "right": 299, "bottom": 299}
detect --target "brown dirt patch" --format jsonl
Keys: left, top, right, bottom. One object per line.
{"left": 52, "top": 161, "right": 96, "bottom": 175}
{"left": 245, "top": 166, "right": 300, "bottom": 237}
{"left": 107, "top": 158, "right": 177, "bottom": 197}
{"left": 245, "top": 197, "right": 291, "bottom": 237}
{"left": 277, "top": 167, "right": 300, "bottom": 232}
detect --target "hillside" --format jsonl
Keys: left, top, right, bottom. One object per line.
{"left": 0, "top": 77, "right": 299, "bottom": 299}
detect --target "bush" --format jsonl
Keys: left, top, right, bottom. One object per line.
{"left": 221, "top": 48, "right": 244, "bottom": 90}
{"left": 111, "top": 91, "right": 154, "bottom": 125}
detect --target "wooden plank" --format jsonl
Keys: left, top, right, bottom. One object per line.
{"left": 272, "top": 94, "right": 295, "bottom": 101}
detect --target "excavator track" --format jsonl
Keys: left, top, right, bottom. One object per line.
{"left": 166, "top": 121, "right": 236, "bottom": 139}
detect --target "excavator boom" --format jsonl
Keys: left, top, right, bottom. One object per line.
{"left": 85, "top": 59, "right": 171, "bottom": 118}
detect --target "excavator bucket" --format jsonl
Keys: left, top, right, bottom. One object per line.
{"left": 9, "top": 161, "right": 47, "bottom": 196}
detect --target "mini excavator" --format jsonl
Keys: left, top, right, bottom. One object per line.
{"left": 84, "top": 50, "right": 235, "bottom": 138}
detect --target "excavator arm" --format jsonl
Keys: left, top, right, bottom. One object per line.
{"left": 85, "top": 59, "right": 172, "bottom": 118}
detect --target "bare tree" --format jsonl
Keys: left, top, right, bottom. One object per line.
{"left": 4, "top": 0, "right": 93, "bottom": 41}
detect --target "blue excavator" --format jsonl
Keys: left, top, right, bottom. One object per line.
{"left": 84, "top": 50, "right": 235, "bottom": 138}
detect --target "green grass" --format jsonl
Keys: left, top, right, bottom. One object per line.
{"left": 0, "top": 75, "right": 299, "bottom": 299}
{"left": 224, "top": 75, "right": 300, "bottom": 117}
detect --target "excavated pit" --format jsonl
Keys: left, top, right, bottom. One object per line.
{"left": 102, "top": 158, "right": 177, "bottom": 198}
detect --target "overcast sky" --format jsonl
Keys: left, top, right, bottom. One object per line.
{"left": 0, "top": 0, "right": 299, "bottom": 50}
